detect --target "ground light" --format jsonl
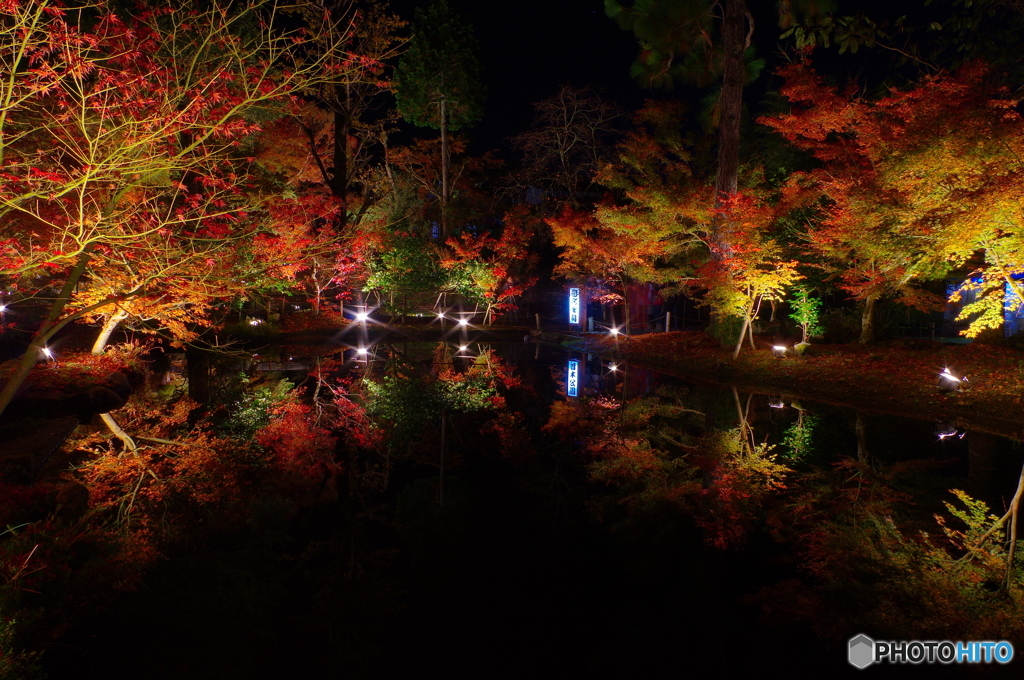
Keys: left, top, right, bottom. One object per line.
{"left": 609, "top": 327, "right": 619, "bottom": 337}
{"left": 356, "top": 347, "right": 368, "bottom": 356}
{"left": 457, "top": 318, "right": 469, "bottom": 327}
{"left": 938, "top": 368, "right": 969, "bottom": 391}
{"left": 0, "top": 303, "right": 6, "bottom": 313}
{"left": 609, "top": 363, "right": 618, "bottom": 372}
{"left": 42, "top": 347, "right": 53, "bottom": 360}
{"left": 458, "top": 345, "right": 468, "bottom": 353}
{"left": 772, "top": 345, "right": 787, "bottom": 358}
{"left": 356, "top": 312, "right": 369, "bottom": 322}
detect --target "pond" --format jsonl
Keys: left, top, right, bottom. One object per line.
{"left": 36, "top": 340, "right": 1024, "bottom": 678}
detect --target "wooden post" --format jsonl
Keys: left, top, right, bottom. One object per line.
{"left": 535, "top": 313, "right": 541, "bottom": 331}
{"left": 665, "top": 311, "right": 671, "bottom": 332}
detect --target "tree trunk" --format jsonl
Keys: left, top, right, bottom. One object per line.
{"left": 733, "top": 314, "right": 750, "bottom": 359}
{"left": 440, "top": 97, "right": 450, "bottom": 240}
{"left": 860, "top": 294, "right": 879, "bottom": 344}
{"left": 855, "top": 411, "right": 870, "bottom": 462}
{"left": 91, "top": 309, "right": 129, "bottom": 355}
{"left": 1004, "top": 462, "right": 1024, "bottom": 588}
{"left": 712, "top": 0, "right": 748, "bottom": 253}
{"left": 186, "top": 347, "right": 211, "bottom": 406}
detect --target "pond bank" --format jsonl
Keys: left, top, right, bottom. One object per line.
{"left": 572, "top": 331, "right": 1024, "bottom": 441}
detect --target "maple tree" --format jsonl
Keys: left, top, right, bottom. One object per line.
{"left": 384, "top": 130, "right": 501, "bottom": 235}
{"left": 703, "top": 194, "right": 800, "bottom": 357}
{"left": 552, "top": 99, "right": 799, "bottom": 347}
{"left": 298, "top": 0, "right": 405, "bottom": 230}
{"left": 761, "top": 60, "right": 1024, "bottom": 340}
{"left": 606, "top": 0, "right": 811, "bottom": 260}
{"left": 759, "top": 61, "right": 954, "bottom": 342}
{"left": 549, "top": 101, "right": 707, "bottom": 328}
{"left": 0, "top": 0, "right": 358, "bottom": 417}
{"left": 439, "top": 206, "right": 538, "bottom": 323}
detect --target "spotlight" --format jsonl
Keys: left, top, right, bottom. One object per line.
{"left": 356, "top": 347, "right": 367, "bottom": 355}
{"left": 0, "top": 304, "right": 6, "bottom": 313}
{"left": 457, "top": 317, "right": 469, "bottom": 326}
{"left": 437, "top": 312, "right": 445, "bottom": 319}
{"left": 937, "top": 368, "right": 969, "bottom": 392}
{"left": 459, "top": 345, "right": 468, "bottom": 352}
{"left": 355, "top": 312, "right": 369, "bottom": 322}
{"left": 610, "top": 327, "right": 619, "bottom": 337}
{"left": 609, "top": 363, "right": 618, "bottom": 371}
{"left": 42, "top": 347, "right": 53, "bottom": 359}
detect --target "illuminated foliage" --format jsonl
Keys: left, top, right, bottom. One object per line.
{"left": 440, "top": 207, "right": 538, "bottom": 322}
{"left": 760, "top": 60, "right": 1024, "bottom": 340}
{"left": 0, "top": 0, "right": 359, "bottom": 416}
{"left": 788, "top": 285, "right": 823, "bottom": 344}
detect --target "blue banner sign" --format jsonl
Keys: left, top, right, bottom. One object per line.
{"left": 567, "top": 359, "right": 579, "bottom": 397}
{"left": 569, "top": 287, "right": 580, "bottom": 325}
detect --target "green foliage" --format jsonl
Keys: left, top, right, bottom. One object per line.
{"left": 441, "top": 259, "right": 495, "bottom": 307}
{"left": 364, "top": 369, "right": 497, "bottom": 451}
{"left": 218, "top": 377, "right": 294, "bottom": 441}
{"left": 708, "top": 313, "right": 745, "bottom": 348}
{"left": 781, "top": 0, "right": 1024, "bottom": 84}
{"left": 393, "top": 0, "right": 484, "bottom": 131}
{"left": 788, "top": 285, "right": 823, "bottom": 343}
{"left": 933, "top": 489, "right": 1020, "bottom": 582}
{"left": 0, "top": 613, "right": 42, "bottom": 680}
{"left": 607, "top": 0, "right": 718, "bottom": 90}
{"left": 780, "top": 413, "right": 819, "bottom": 462}
{"left": 364, "top": 234, "right": 446, "bottom": 307}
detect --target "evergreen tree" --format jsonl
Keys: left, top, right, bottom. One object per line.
{"left": 393, "top": 0, "right": 485, "bottom": 239}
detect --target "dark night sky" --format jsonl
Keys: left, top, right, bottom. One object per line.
{"left": 462, "top": 0, "right": 642, "bottom": 148}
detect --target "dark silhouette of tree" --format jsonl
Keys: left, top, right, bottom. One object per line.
{"left": 511, "top": 85, "right": 622, "bottom": 211}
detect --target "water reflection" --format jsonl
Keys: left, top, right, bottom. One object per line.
{"left": 167, "top": 337, "right": 1024, "bottom": 667}
{"left": 44, "top": 338, "right": 1023, "bottom": 676}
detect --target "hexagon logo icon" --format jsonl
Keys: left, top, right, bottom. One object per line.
{"left": 849, "top": 634, "right": 875, "bottom": 669}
